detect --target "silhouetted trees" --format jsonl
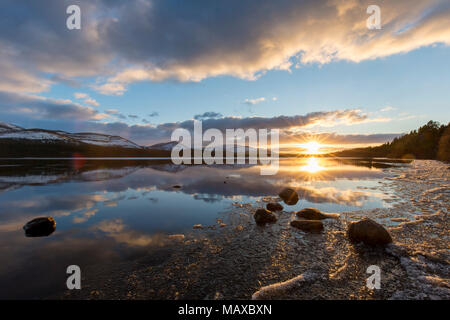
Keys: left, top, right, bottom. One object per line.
{"left": 334, "top": 121, "right": 450, "bottom": 161}
{"left": 437, "top": 125, "right": 450, "bottom": 162}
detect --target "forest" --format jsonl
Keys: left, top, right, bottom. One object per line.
{"left": 332, "top": 121, "right": 450, "bottom": 162}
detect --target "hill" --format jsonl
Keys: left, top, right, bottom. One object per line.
{"left": 0, "top": 121, "right": 171, "bottom": 157}
{"left": 331, "top": 121, "right": 450, "bottom": 161}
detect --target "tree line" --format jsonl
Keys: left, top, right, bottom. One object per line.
{"left": 333, "top": 121, "right": 450, "bottom": 161}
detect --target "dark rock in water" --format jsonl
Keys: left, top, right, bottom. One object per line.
{"left": 347, "top": 218, "right": 392, "bottom": 246}
{"left": 266, "top": 202, "right": 283, "bottom": 212}
{"left": 290, "top": 220, "right": 323, "bottom": 232}
{"left": 172, "top": 185, "right": 181, "bottom": 188}
{"left": 23, "top": 217, "right": 56, "bottom": 237}
{"left": 254, "top": 209, "right": 277, "bottom": 225}
{"left": 296, "top": 208, "right": 339, "bottom": 220}
{"left": 278, "top": 188, "right": 299, "bottom": 205}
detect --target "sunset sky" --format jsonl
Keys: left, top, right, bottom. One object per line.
{"left": 0, "top": 0, "right": 449, "bottom": 148}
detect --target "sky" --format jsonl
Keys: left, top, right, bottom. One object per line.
{"left": 0, "top": 0, "right": 449, "bottom": 147}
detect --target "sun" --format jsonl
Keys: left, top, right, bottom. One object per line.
{"left": 301, "top": 141, "right": 322, "bottom": 154}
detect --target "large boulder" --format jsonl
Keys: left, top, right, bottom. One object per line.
{"left": 254, "top": 209, "right": 277, "bottom": 225}
{"left": 347, "top": 218, "right": 392, "bottom": 246}
{"left": 290, "top": 220, "right": 323, "bottom": 232}
{"left": 266, "top": 202, "right": 283, "bottom": 212}
{"left": 296, "top": 208, "right": 339, "bottom": 220}
{"left": 278, "top": 188, "right": 299, "bottom": 205}
{"left": 23, "top": 217, "right": 56, "bottom": 237}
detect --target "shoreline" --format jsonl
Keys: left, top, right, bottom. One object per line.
{"left": 59, "top": 160, "right": 449, "bottom": 300}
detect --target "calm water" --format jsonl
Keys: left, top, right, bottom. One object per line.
{"left": 0, "top": 157, "right": 410, "bottom": 298}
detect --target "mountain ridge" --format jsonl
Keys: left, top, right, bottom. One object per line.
{"left": 0, "top": 121, "right": 172, "bottom": 157}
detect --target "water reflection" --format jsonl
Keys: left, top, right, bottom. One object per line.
{"left": 298, "top": 157, "right": 324, "bottom": 173}
{"left": 0, "top": 157, "right": 411, "bottom": 298}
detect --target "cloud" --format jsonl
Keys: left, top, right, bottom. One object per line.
{"left": 0, "top": 91, "right": 108, "bottom": 121}
{"left": 380, "top": 106, "right": 396, "bottom": 112}
{"left": 93, "top": 0, "right": 450, "bottom": 94}
{"left": 74, "top": 93, "right": 88, "bottom": 99}
{"left": 279, "top": 131, "right": 402, "bottom": 145}
{"left": 244, "top": 97, "right": 266, "bottom": 106}
{"left": 74, "top": 92, "right": 100, "bottom": 107}
{"left": 0, "top": 96, "right": 397, "bottom": 146}
{"left": 0, "top": 0, "right": 448, "bottom": 95}
{"left": 148, "top": 112, "right": 159, "bottom": 117}
{"left": 104, "top": 108, "right": 126, "bottom": 120}
{"left": 105, "top": 109, "right": 119, "bottom": 115}
{"left": 193, "top": 111, "right": 223, "bottom": 120}
{"left": 0, "top": 60, "right": 52, "bottom": 93}
{"left": 168, "top": 109, "right": 378, "bottom": 132}
{"left": 83, "top": 98, "right": 100, "bottom": 107}
{"left": 19, "top": 108, "right": 388, "bottom": 145}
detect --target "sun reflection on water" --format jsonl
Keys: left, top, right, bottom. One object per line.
{"left": 299, "top": 157, "right": 324, "bottom": 173}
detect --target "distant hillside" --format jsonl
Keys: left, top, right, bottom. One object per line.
{"left": 0, "top": 121, "right": 263, "bottom": 158}
{"left": 332, "top": 121, "right": 450, "bottom": 162}
{"left": 0, "top": 121, "right": 171, "bottom": 157}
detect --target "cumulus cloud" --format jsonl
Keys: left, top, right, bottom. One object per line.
{"left": 0, "top": 91, "right": 108, "bottom": 121}
{"left": 83, "top": 98, "right": 99, "bottom": 107}
{"left": 244, "top": 97, "right": 266, "bottom": 106}
{"left": 74, "top": 92, "right": 100, "bottom": 107}
{"left": 74, "top": 93, "right": 88, "bottom": 99}
{"left": 0, "top": 60, "right": 52, "bottom": 93}
{"left": 0, "top": 0, "right": 448, "bottom": 95}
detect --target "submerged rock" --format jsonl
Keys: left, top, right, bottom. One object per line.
{"left": 296, "top": 208, "right": 339, "bottom": 220}
{"left": 278, "top": 188, "right": 299, "bottom": 205}
{"left": 266, "top": 202, "right": 283, "bottom": 212}
{"left": 290, "top": 220, "right": 323, "bottom": 232}
{"left": 168, "top": 234, "right": 185, "bottom": 240}
{"left": 254, "top": 209, "right": 277, "bottom": 225}
{"left": 347, "top": 218, "right": 392, "bottom": 246}
{"left": 23, "top": 217, "right": 56, "bottom": 237}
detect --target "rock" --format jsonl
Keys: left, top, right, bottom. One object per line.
{"left": 193, "top": 224, "right": 203, "bottom": 229}
{"left": 23, "top": 217, "right": 56, "bottom": 237}
{"left": 296, "top": 208, "right": 339, "bottom": 220}
{"left": 278, "top": 188, "right": 299, "bottom": 205}
{"left": 172, "top": 185, "right": 181, "bottom": 189}
{"left": 254, "top": 209, "right": 277, "bottom": 225}
{"left": 347, "top": 218, "right": 392, "bottom": 246}
{"left": 290, "top": 220, "right": 323, "bottom": 232}
{"left": 168, "top": 234, "right": 185, "bottom": 240}
{"left": 266, "top": 202, "right": 283, "bottom": 212}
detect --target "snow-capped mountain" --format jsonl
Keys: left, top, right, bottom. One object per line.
{"left": 65, "top": 132, "right": 143, "bottom": 149}
{"left": 0, "top": 122, "right": 143, "bottom": 149}
{"left": 0, "top": 121, "right": 23, "bottom": 133}
{"left": 149, "top": 141, "right": 180, "bottom": 151}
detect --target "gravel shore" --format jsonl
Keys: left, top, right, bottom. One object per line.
{"left": 61, "top": 160, "right": 449, "bottom": 300}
